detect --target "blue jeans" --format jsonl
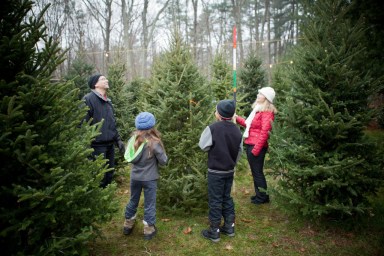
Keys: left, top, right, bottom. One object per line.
{"left": 91, "top": 143, "right": 115, "bottom": 188}
{"left": 125, "top": 179, "right": 157, "bottom": 225}
{"left": 207, "top": 172, "right": 235, "bottom": 223}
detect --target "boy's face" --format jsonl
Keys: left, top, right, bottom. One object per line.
{"left": 215, "top": 111, "right": 221, "bottom": 121}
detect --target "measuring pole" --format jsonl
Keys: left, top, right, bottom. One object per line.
{"left": 233, "top": 26, "right": 237, "bottom": 104}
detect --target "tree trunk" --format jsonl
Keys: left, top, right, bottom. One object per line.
{"left": 192, "top": 0, "right": 199, "bottom": 59}
{"left": 121, "top": 0, "right": 136, "bottom": 79}
{"left": 231, "top": 0, "right": 245, "bottom": 64}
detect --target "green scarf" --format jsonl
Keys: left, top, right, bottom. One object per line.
{"left": 124, "top": 135, "right": 147, "bottom": 163}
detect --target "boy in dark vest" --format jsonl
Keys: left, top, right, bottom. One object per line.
{"left": 198, "top": 99, "right": 242, "bottom": 242}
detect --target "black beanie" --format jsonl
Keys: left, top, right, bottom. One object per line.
{"left": 88, "top": 74, "right": 102, "bottom": 89}
{"left": 216, "top": 99, "right": 235, "bottom": 119}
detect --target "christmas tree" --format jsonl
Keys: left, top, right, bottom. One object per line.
{"left": 269, "top": 0, "right": 383, "bottom": 219}
{"left": 0, "top": 1, "right": 118, "bottom": 254}
{"left": 139, "top": 31, "right": 213, "bottom": 213}
{"left": 106, "top": 63, "right": 134, "bottom": 179}
{"left": 210, "top": 51, "right": 233, "bottom": 101}
{"left": 64, "top": 56, "right": 94, "bottom": 99}
{"left": 238, "top": 50, "right": 267, "bottom": 116}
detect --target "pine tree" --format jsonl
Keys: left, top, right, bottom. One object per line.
{"left": 269, "top": 0, "right": 383, "bottom": 219}
{"left": 106, "top": 63, "right": 134, "bottom": 180}
{"left": 107, "top": 63, "right": 135, "bottom": 141}
{"left": 64, "top": 56, "right": 94, "bottom": 99}
{"left": 210, "top": 51, "right": 233, "bottom": 101}
{"left": 140, "top": 31, "right": 213, "bottom": 214}
{"left": 0, "top": 1, "right": 118, "bottom": 254}
{"left": 238, "top": 50, "right": 267, "bottom": 116}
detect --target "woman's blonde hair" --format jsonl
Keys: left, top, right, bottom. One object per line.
{"left": 132, "top": 128, "right": 165, "bottom": 157}
{"left": 252, "top": 99, "right": 278, "bottom": 113}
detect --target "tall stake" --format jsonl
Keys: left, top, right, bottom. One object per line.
{"left": 233, "top": 26, "right": 237, "bottom": 104}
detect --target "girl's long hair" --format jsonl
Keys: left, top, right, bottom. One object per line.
{"left": 252, "top": 98, "right": 277, "bottom": 113}
{"left": 132, "top": 128, "right": 165, "bottom": 157}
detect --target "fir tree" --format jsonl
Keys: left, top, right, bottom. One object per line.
{"left": 107, "top": 63, "right": 135, "bottom": 141}
{"left": 106, "top": 63, "right": 134, "bottom": 179}
{"left": 140, "top": 31, "right": 213, "bottom": 214}
{"left": 64, "top": 56, "right": 94, "bottom": 99}
{"left": 238, "top": 50, "right": 267, "bottom": 116}
{"left": 269, "top": 0, "right": 383, "bottom": 219}
{"left": 210, "top": 51, "right": 233, "bottom": 101}
{"left": 0, "top": 1, "right": 118, "bottom": 254}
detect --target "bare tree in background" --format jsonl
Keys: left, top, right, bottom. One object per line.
{"left": 36, "top": 0, "right": 306, "bottom": 81}
{"left": 34, "top": 0, "right": 74, "bottom": 76}
{"left": 121, "top": 0, "right": 139, "bottom": 78}
{"left": 192, "top": 0, "right": 199, "bottom": 59}
{"left": 141, "top": 0, "right": 170, "bottom": 77}
{"left": 231, "top": 0, "right": 245, "bottom": 64}
{"left": 83, "top": 0, "right": 114, "bottom": 73}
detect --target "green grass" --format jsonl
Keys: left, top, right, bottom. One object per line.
{"left": 89, "top": 168, "right": 384, "bottom": 256}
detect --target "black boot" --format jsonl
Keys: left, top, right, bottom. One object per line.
{"left": 251, "top": 192, "right": 270, "bottom": 204}
{"left": 220, "top": 215, "right": 235, "bottom": 237}
{"left": 201, "top": 222, "right": 220, "bottom": 242}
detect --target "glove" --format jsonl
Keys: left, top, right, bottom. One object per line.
{"left": 117, "top": 140, "right": 125, "bottom": 155}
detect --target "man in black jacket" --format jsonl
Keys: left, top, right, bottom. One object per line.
{"left": 84, "top": 74, "right": 125, "bottom": 188}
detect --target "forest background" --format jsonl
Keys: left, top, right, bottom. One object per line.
{"left": 1, "top": 0, "right": 383, "bottom": 255}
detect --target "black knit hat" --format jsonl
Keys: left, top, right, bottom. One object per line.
{"left": 88, "top": 74, "right": 102, "bottom": 89}
{"left": 216, "top": 99, "right": 235, "bottom": 119}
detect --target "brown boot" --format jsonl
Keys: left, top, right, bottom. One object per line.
{"left": 143, "top": 220, "right": 157, "bottom": 240}
{"left": 123, "top": 215, "right": 136, "bottom": 235}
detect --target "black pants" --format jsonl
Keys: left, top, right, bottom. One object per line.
{"left": 207, "top": 172, "right": 235, "bottom": 224}
{"left": 246, "top": 145, "right": 269, "bottom": 203}
{"left": 92, "top": 143, "right": 115, "bottom": 188}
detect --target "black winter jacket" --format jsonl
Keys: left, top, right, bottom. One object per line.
{"left": 83, "top": 90, "right": 121, "bottom": 145}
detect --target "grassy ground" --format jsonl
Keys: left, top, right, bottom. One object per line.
{"left": 89, "top": 166, "right": 384, "bottom": 256}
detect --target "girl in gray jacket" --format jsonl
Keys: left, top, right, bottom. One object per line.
{"left": 123, "top": 112, "right": 167, "bottom": 240}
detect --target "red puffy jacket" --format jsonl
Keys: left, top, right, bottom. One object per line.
{"left": 236, "top": 111, "right": 274, "bottom": 156}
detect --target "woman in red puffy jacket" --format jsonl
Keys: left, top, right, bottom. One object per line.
{"left": 235, "top": 87, "right": 277, "bottom": 204}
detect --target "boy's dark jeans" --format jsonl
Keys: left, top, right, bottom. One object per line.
{"left": 208, "top": 172, "right": 235, "bottom": 223}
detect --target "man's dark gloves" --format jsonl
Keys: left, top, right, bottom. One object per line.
{"left": 117, "top": 140, "right": 125, "bottom": 155}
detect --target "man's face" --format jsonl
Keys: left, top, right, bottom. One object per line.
{"left": 95, "top": 76, "right": 109, "bottom": 90}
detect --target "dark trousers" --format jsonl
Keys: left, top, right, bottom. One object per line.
{"left": 246, "top": 145, "right": 269, "bottom": 203}
{"left": 92, "top": 143, "right": 115, "bottom": 188}
{"left": 207, "top": 172, "right": 235, "bottom": 224}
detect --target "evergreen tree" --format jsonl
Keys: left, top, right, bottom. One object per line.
{"left": 140, "top": 31, "right": 213, "bottom": 214}
{"left": 106, "top": 63, "right": 134, "bottom": 180}
{"left": 126, "top": 77, "right": 147, "bottom": 125}
{"left": 210, "top": 51, "right": 233, "bottom": 101}
{"left": 64, "top": 56, "right": 94, "bottom": 99}
{"left": 0, "top": 1, "right": 118, "bottom": 254}
{"left": 107, "top": 63, "right": 134, "bottom": 141}
{"left": 268, "top": 0, "right": 383, "bottom": 219}
{"left": 238, "top": 51, "right": 267, "bottom": 116}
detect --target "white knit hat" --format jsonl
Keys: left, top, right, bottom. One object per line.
{"left": 258, "top": 87, "right": 275, "bottom": 103}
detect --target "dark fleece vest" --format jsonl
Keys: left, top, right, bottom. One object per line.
{"left": 207, "top": 121, "right": 242, "bottom": 172}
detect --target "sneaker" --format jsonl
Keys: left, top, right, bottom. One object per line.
{"left": 123, "top": 216, "right": 136, "bottom": 235}
{"left": 143, "top": 225, "right": 157, "bottom": 240}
